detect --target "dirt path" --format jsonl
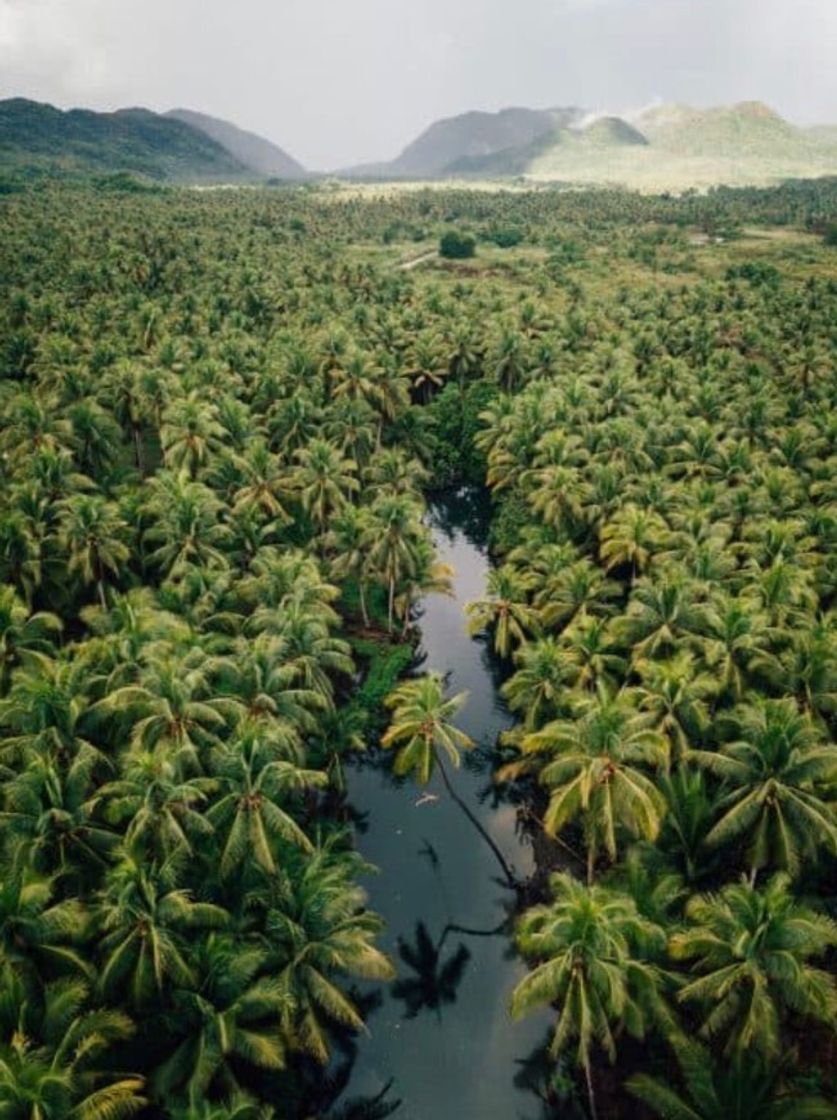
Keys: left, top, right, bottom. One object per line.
{"left": 398, "top": 249, "right": 436, "bottom": 270}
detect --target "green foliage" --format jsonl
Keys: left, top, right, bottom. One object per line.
{"left": 439, "top": 228, "right": 476, "bottom": 259}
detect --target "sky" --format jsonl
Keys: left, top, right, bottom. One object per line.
{"left": 1, "top": 0, "right": 836, "bottom": 170}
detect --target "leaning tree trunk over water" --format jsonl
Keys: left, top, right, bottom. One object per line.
{"left": 434, "top": 751, "right": 519, "bottom": 890}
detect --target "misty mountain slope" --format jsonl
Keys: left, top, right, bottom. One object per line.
{"left": 523, "top": 102, "right": 837, "bottom": 189}
{"left": 166, "top": 108, "right": 306, "bottom": 178}
{"left": 342, "top": 106, "right": 584, "bottom": 179}
{"left": 0, "top": 98, "right": 251, "bottom": 180}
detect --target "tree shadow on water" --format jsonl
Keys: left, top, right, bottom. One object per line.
{"left": 391, "top": 921, "right": 471, "bottom": 1021}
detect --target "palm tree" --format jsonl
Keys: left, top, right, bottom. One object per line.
{"left": 689, "top": 699, "right": 837, "bottom": 876}
{"left": 0, "top": 971, "right": 146, "bottom": 1120}
{"left": 629, "top": 653, "right": 716, "bottom": 763}
{"left": 507, "top": 688, "right": 667, "bottom": 882}
{"left": 160, "top": 393, "right": 224, "bottom": 477}
{"left": 97, "top": 859, "right": 228, "bottom": 1007}
{"left": 628, "top": 1038, "right": 837, "bottom": 1120}
{"left": 0, "top": 584, "right": 61, "bottom": 694}
{"left": 152, "top": 936, "right": 286, "bottom": 1107}
{"left": 143, "top": 471, "right": 229, "bottom": 577}
{"left": 293, "top": 439, "right": 359, "bottom": 535}
{"left": 382, "top": 673, "right": 517, "bottom": 886}
{"left": 695, "top": 594, "right": 776, "bottom": 701}
{"left": 230, "top": 439, "right": 292, "bottom": 523}
{"left": 511, "top": 873, "right": 668, "bottom": 1120}
{"left": 671, "top": 873, "right": 837, "bottom": 1057}
{"left": 501, "top": 637, "right": 576, "bottom": 730}
{"left": 599, "top": 505, "right": 669, "bottom": 579}
{"left": 57, "top": 495, "right": 130, "bottom": 608}
{"left": 466, "top": 566, "right": 539, "bottom": 659}
{"left": 264, "top": 845, "right": 394, "bottom": 1063}
{"left": 364, "top": 493, "right": 423, "bottom": 632}
{"left": 381, "top": 673, "right": 472, "bottom": 786}
{"left": 207, "top": 730, "right": 325, "bottom": 878}
{"left": 93, "top": 655, "right": 235, "bottom": 774}
{"left": 88, "top": 751, "right": 214, "bottom": 866}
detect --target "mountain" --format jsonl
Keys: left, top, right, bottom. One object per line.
{"left": 341, "top": 98, "right": 837, "bottom": 190}
{"left": 165, "top": 108, "right": 306, "bottom": 179}
{"left": 0, "top": 98, "right": 250, "bottom": 180}
{"left": 0, "top": 98, "right": 308, "bottom": 182}
{"left": 342, "top": 106, "right": 584, "bottom": 179}
{"left": 497, "top": 101, "right": 837, "bottom": 190}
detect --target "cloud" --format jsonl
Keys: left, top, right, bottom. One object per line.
{"left": 0, "top": 0, "right": 835, "bottom": 167}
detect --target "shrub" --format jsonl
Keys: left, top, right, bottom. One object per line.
{"left": 439, "top": 229, "right": 476, "bottom": 259}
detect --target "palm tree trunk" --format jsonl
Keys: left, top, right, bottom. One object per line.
{"left": 359, "top": 581, "right": 369, "bottom": 628}
{"left": 132, "top": 425, "right": 145, "bottom": 475}
{"left": 434, "top": 751, "right": 518, "bottom": 890}
{"left": 387, "top": 578, "right": 395, "bottom": 633}
{"left": 584, "top": 1061, "right": 599, "bottom": 1120}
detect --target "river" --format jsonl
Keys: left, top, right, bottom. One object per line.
{"left": 342, "top": 488, "right": 552, "bottom": 1119}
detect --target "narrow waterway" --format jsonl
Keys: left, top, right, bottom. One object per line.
{"left": 344, "top": 488, "right": 552, "bottom": 1119}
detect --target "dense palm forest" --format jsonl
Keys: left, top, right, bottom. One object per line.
{"left": 0, "top": 176, "right": 836, "bottom": 1119}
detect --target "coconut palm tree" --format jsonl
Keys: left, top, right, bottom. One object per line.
{"left": 671, "top": 873, "right": 837, "bottom": 1057}
{"left": 364, "top": 493, "right": 423, "bottom": 632}
{"left": 97, "top": 858, "right": 228, "bottom": 1007}
{"left": 507, "top": 688, "right": 668, "bottom": 882}
{"left": 0, "top": 970, "right": 146, "bottom": 1120}
{"left": 152, "top": 937, "right": 286, "bottom": 1108}
{"left": 206, "top": 730, "right": 325, "bottom": 878}
{"left": 0, "top": 584, "right": 61, "bottom": 694}
{"left": 466, "top": 566, "right": 539, "bottom": 659}
{"left": 381, "top": 673, "right": 517, "bottom": 886}
{"left": 689, "top": 699, "right": 837, "bottom": 876}
{"left": 628, "top": 1038, "right": 837, "bottom": 1120}
{"left": 511, "top": 873, "right": 668, "bottom": 1120}
{"left": 293, "top": 439, "right": 359, "bottom": 535}
{"left": 57, "top": 495, "right": 130, "bottom": 608}
{"left": 263, "top": 845, "right": 394, "bottom": 1063}
{"left": 501, "top": 637, "right": 576, "bottom": 730}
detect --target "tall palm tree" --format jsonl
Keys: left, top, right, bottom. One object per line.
{"left": 364, "top": 493, "right": 423, "bottom": 632}
{"left": 689, "top": 699, "right": 837, "bottom": 876}
{"left": 263, "top": 846, "right": 394, "bottom": 1063}
{"left": 0, "top": 971, "right": 146, "bottom": 1120}
{"left": 97, "top": 859, "right": 228, "bottom": 1007}
{"left": 628, "top": 1038, "right": 837, "bottom": 1120}
{"left": 0, "top": 584, "right": 61, "bottom": 694}
{"left": 382, "top": 673, "right": 517, "bottom": 886}
{"left": 207, "top": 730, "right": 325, "bottom": 878}
{"left": 670, "top": 873, "right": 837, "bottom": 1057}
{"left": 507, "top": 688, "right": 667, "bottom": 882}
{"left": 511, "top": 873, "right": 668, "bottom": 1120}
{"left": 465, "top": 566, "right": 539, "bottom": 659}
{"left": 293, "top": 439, "right": 359, "bottom": 536}
{"left": 57, "top": 495, "right": 130, "bottom": 608}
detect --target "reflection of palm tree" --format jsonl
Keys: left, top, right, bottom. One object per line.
{"left": 391, "top": 922, "right": 470, "bottom": 1020}
{"left": 326, "top": 1079, "right": 403, "bottom": 1120}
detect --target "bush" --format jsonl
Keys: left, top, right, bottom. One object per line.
{"left": 439, "top": 229, "right": 476, "bottom": 259}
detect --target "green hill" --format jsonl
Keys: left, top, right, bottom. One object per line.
{"left": 525, "top": 101, "right": 837, "bottom": 190}
{"left": 0, "top": 98, "right": 253, "bottom": 181}
{"left": 165, "top": 108, "right": 306, "bottom": 179}
{"left": 342, "top": 106, "right": 584, "bottom": 179}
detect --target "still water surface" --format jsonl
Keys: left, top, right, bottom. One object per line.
{"left": 344, "top": 489, "right": 551, "bottom": 1119}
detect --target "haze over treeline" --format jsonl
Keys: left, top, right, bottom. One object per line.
{"left": 1, "top": 0, "right": 836, "bottom": 168}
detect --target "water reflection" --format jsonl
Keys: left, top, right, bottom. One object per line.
{"left": 341, "top": 489, "right": 553, "bottom": 1119}
{"left": 392, "top": 922, "right": 471, "bottom": 1021}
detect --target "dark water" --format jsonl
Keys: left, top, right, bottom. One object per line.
{"left": 343, "top": 488, "right": 552, "bottom": 1120}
